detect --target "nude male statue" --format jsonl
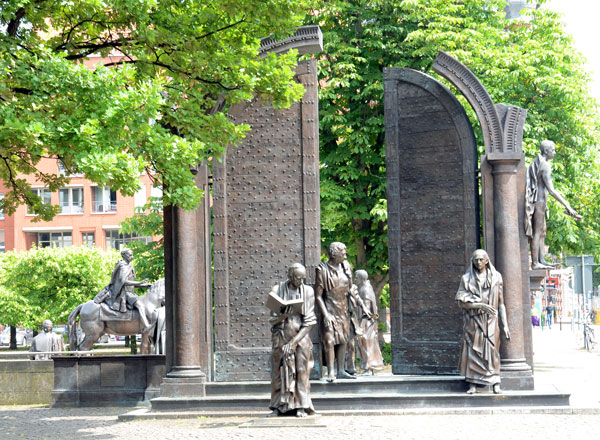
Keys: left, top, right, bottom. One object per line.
{"left": 525, "top": 140, "right": 581, "bottom": 269}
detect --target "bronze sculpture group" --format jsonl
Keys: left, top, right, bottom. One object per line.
{"left": 57, "top": 138, "right": 578, "bottom": 408}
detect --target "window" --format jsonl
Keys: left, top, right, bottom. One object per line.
{"left": 28, "top": 188, "right": 52, "bottom": 214}
{"left": 59, "top": 187, "right": 84, "bottom": 214}
{"left": 82, "top": 232, "right": 95, "bottom": 247}
{"left": 134, "top": 183, "right": 147, "bottom": 209}
{"left": 92, "top": 187, "right": 117, "bottom": 213}
{"left": 37, "top": 232, "right": 72, "bottom": 248}
{"left": 0, "top": 230, "right": 4, "bottom": 253}
{"left": 105, "top": 230, "right": 151, "bottom": 250}
{"left": 0, "top": 194, "right": 3, "bottom": 220}
{"left": 58, "top": 160, "right": 83, "bottom": 177}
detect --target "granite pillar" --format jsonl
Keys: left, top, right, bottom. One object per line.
{"left": 160, "top": 164, "right": 210, "bottom": 397}
{"left": 487, "top": 154, "right": 533, "bottom": 388}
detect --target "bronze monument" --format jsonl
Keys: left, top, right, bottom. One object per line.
{"left": 93, "top": 248, "right": 152, "bottom": 330}
{"left": 67, "top": 277, "right": 164, "bottom": 354}
{"left": 29, "top": 320, "right": 64, "bottom": 360}
{"left": 525, "top": 140, "right": 581, "bottom": 269}
{"left": 355, "top": 270, "right": 384, "bottom": 375}
{"left": 456, "top": 249, "right": 510, "bottom": 394}
{"left": 267, "top": 263, "right": 316, "bottom": 417}
{"left": 316, "top": 242, "right": 369, "bottom": 382}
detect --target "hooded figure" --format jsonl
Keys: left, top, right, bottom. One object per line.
{"left": 456, "top": 249, "right": 510, "bottom": 394}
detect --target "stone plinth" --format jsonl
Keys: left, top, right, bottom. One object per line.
{"left": 51, "top": 355, "right": 166, "bottom": 407}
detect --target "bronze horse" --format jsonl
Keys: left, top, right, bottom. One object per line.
{"left": 67, "top": 278, "right": 164, "bottom": 354}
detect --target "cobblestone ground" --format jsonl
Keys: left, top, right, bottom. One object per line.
{"left": 1, "top": 407, "right": 600, "bottom": 440}
{"left": 3, "top": 325, "right": 600, "bottom": 439}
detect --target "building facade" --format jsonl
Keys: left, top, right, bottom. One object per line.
{"left": 0, "top": 157, "right": 160, "bottom": 253}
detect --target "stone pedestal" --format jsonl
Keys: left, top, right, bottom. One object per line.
{"left": 529, "top": 268, "right": 549, "bottom": 291}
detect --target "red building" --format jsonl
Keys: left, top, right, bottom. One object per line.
{"left": 0, "top": 157, "right": 159, "bottom": 252}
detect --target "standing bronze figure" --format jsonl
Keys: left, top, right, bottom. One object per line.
{"left": 316, "top": 242, "right": 369, "bottom": 382}
{"left": 525, "top": 140, "right": 581, "bottom": 269}
{"left": 456, "top": 249, "right": 510, "bottom": 394}
{"left": 268, "top": 263, "right": 317, "bottom": 417}
{"left": 355, "top": 270, "right": 384, "bottom": 374}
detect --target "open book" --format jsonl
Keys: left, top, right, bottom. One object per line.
{"left": 266, "top": 289, "right": 304, "bottom": 314}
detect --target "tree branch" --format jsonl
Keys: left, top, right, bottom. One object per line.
{"left": 6, "top": 7, "right": 26, "bottom": 37}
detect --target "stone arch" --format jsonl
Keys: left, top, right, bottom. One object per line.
{"left": 432, "top": 50, "right": 505, "bottom": 154}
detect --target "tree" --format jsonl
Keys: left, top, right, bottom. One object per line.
{"left": 0, "top": 246, "right": 118, "bottom": 329}
{"left": 0, "top": 0, "right": 310, "bottom": 219}
{"left": 309, "top": 0, "right": 600, "bottom": 307}
{"left": 120, "top": 198, "right": 165, "bottom": 281}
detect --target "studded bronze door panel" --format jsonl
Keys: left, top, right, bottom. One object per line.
{"left": 213, "top": 60, "right": 320, "bottom": 381}
{"left": 384, "top": 68, "right": 479, "bottom": 375}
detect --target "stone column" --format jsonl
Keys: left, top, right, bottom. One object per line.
{"left": 487, "top": 153, "right": 533, "bottom": 390}
{"left": 160, "top": 165, "right": 209, "bottom": 397}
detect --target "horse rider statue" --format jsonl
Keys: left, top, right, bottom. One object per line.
{"left": 94, "top": 248, "right": 152, "bottom": 332}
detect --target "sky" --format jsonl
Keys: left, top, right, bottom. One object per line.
{"left": 545, "top": 0, "right": 600, "bottom": 102}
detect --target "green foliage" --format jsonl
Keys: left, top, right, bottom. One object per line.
{"left": 309, "top": 0, "right": 600, "bottom": 294}
{"left": 120, "top": 198, "right": 164, "bottom": 281}
{"left": 381, "top": 341, "right": 391, "bottom": 365}
{"left": 0, "top": 247, "right": 118, "bottom": 328}
{"left": 0, "top": 0, "right": 311, "bottom": 219}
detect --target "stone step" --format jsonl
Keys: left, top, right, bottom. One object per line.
{"left": 150, "top": 390, "right": 570, "bottom": 412}
{"left": 204, "top": 375, "right": 467, "bottom": 396}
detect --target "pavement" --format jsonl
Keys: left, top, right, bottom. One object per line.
{"left": 2, "top": 324, "right": 600, "bottom": 440}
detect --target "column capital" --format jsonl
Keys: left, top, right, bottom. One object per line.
{"left": 486, "top": 151, "right": 523, "bottom": 164}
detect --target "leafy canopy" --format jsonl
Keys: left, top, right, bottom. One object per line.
{"left": 0, "top": 246, "right": 118, "bottom": 328}
{"left": 309, "top": 0, "right": 600, "bottom": 299}
{"left": 0, "top": 0, "right": 310, "bottom": 219}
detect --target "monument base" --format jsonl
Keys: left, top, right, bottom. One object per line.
{"left": 501, "top": 360, "right": 534, "bottom": 391}
{"left": 529, "top": 268, "right": 549, "bottom": 291}
{"left": 51, "top": 355, "right": 166, "bottom": 407}
{"left": 159, "top": 367, "right": 207, "bottom": 398}
{"left": 136, "top": 375, "right": 564, "bottom": 418}
{"left": 240, "top": 413, "right": 326, "bottom": 428}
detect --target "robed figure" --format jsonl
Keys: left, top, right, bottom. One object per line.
{"left": 268, "top": 263, "right": 317, "bottom": 417}
{"left": 316, "top": 242, "right": 370, "bottom": 382}
{"left": 456, "top": 249, "right": 510, "bottom": 394}
{"left": 355, "top": 270, "right": 384, "bottom": 374}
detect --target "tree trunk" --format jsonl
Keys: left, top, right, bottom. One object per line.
{"left": 9, "top": 325, "right": 17, "bottom": 350}
{"left": 130, "top": 336, "right": 138, "bottom": 354}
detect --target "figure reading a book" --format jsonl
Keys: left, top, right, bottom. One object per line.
{"left": 456, "top": 249, "right": 510, "bottom": 394}
{"left": 316, "top": 242, "right": 370, "bottom": 382}
{"left": 525, "top": 140, "right": 581, "bottom": 269}
{"left": 267, "top": 263, "right": 317, "bottom": 417}
{"left": 354, "top": 270, "right": 384, "bottom": 375}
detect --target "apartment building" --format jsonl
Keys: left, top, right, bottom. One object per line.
{"left": 0, "top": 157, "right": 160, "bottom": 253}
